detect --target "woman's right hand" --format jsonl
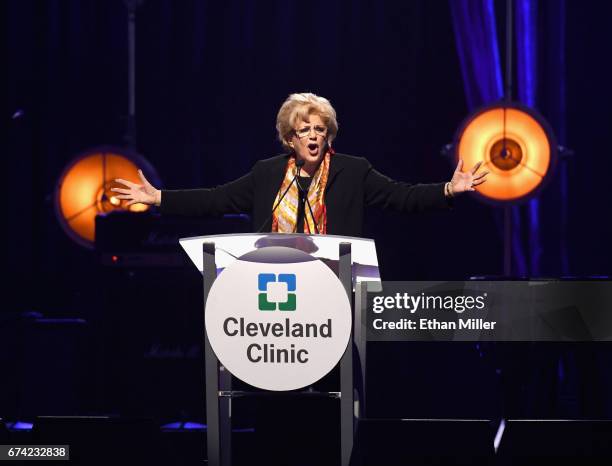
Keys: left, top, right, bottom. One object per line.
{"left": 112, "top": 169, "right": 161, "bottom": 207}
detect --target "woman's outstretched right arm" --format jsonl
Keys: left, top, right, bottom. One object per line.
{"left": 113, "top": 170, "right": 161, "bottom": 206}
{"left": 112, "top": 169, "right": 254, "bottom": 217}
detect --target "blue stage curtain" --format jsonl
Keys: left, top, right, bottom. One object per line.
{"left": 449, "top": 0, "right": 503, "bottom": 107}
{"left": 451, "top": 0, "right": 571, "bottom": 278}
{"left": 449, "top": 0, "right": 528, "bottom": 276}
{"left": 516, "top": 0, "right": 541, "bottom": 276}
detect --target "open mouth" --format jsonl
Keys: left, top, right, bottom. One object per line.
{"left": 307, "top": 143, "right": 319, "bottom": 153}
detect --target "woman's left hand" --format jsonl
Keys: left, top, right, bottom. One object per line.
{"left": 448, "top": 159, "right": 489, "bottom": 196}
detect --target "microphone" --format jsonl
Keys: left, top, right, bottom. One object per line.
{"left": 301, "top": 185, "right": 320, "bottom": 234}
{"left": 256, "top": 158, "right": 305, "bottom": 233}
{"left": 304, "top": 140, "right": 333, "bottom": 234}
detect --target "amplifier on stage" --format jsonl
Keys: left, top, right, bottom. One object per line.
{"left": 95, "top": 211, "right": 250, "bottom": 267}
{"left": 93, "top": 210, "right": 250, "bottom": 422}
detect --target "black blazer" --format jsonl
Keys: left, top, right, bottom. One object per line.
{"left": 160, "top": 153, "right": 451, "bottom": 237}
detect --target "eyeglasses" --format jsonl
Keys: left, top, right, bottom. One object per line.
{"left": 294, "top": 125, "right": 328, "bottom": 139}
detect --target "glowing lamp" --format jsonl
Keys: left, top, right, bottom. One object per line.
{"left": 54, "top": 146, "right": 160, "bottom": 248}
{"left": 454, "top": 103, "right": 557, "bottom": 204}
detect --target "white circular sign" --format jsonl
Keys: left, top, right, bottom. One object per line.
{"left": 205, "top": 246, "right": 352, "bottom": 391}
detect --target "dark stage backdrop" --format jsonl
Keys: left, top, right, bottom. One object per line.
{"left": 4, "top": 0, "right": 612, "bottom": 312}
{"left": 3, "top": 0, "right": 612, "bottom": 428}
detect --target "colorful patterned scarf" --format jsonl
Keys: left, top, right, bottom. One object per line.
{"left": 271, "top": 149, "right": 333, "bottom": 234}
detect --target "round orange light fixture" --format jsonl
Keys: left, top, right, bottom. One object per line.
{"left": 54, "top": 146, "right": 160, "bottom": 248}
{"left": 455, "top": 103, "right": 556, "bottom": 203}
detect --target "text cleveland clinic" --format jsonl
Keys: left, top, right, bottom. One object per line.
{"left": 222, "top": 317, "right": 333, "bottom": 364}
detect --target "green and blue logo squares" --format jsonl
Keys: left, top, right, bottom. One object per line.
{"left": 258, "top": 273, "right": 296, "bottom": 311}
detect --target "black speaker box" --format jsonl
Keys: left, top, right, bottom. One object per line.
{"left": 33, "top": 416, "right": 160, "bottom": 465}
{"left": 496, "top": 419, "right": 612, "bottom": 465}
{"left": 94, "top": 213, "right": 252, "bottom": 422}
{"left": 96, "top": 266, "right": 206, "bottom": 421}
{"left": 350, "top": 419, "right": 495, "bottom": 466}
{"left": 4, "top": 316, "right": 92, "bottom": 419}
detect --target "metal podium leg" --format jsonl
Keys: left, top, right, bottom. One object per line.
{"left": 339, "top": 242, "right": 353, "bottom": 466}
{"left": 219, "top": 366, "right": 232, "bottom": 466}
{"left": 354, "top": 281, "right": 368, "bottom": 419}
{"left": 203, "top": 242, "right": 229, "bottom": 466}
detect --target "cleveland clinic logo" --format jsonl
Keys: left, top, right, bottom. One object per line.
{"left": 258, "top": 273, "right": 296, "bottom": 311}
{"left": 205, "top": 248, "right": 352, "bottom": 390}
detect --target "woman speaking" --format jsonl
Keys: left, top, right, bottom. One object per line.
{"left": 112, "top": 92, "right": 487, "bottom": 234}
{"left": 112, "top": 92, "right": 489, "bottom": 466}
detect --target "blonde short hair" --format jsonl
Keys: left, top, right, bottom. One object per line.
{"left": 276, "top": 93, "right": 339, "bottom": 150}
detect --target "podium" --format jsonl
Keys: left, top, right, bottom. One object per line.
{"left": 179, "top": 233, "right": 380, "bottom": 466}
